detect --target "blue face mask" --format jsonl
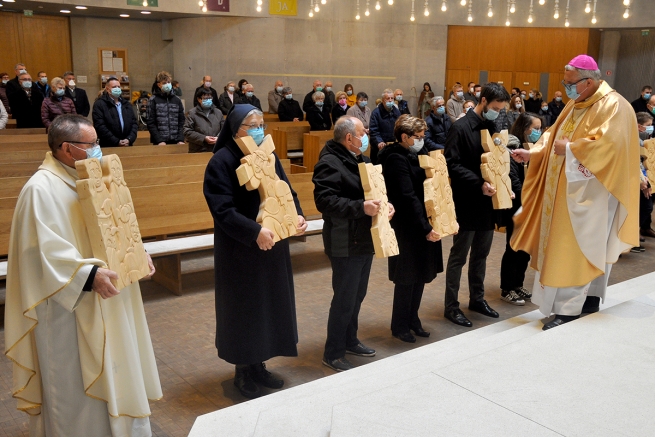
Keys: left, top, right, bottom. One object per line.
{"left": 385, "top": 101, "right": 395, "bottom": 109}
{"left": 247, "top": 127, "right": 265, "bottom": 146}
{"left": 315, "top": 101, "right": 324, "bottom": 108}
{"left": 358, "top": 100, "right": 367, "bottom": 108}
{"left": 285, "top": 94, "right": 293, "bottom": 100}
{"left": 645, "top": 125, "right": 654, "bottom": 136}
{"left": 246, "top": 91, "right": 254, "bottom": 98}
{"left": 644, "top": 93, "right": 651, "bottom": 100}
{"left": 528, "top": 128, "right": 542, "bottom": 143}
{"left": 357, "top": 134, "right": 369, "bottom": 154}
{"left": 40, "top": 77, "right": 48, "bottom": 84}
{"left": 436, "top": 106, "right": 446, "bottom": 115}
{"left": 201, "top": 99, "right": 213, "bottom": 108}
{"left": 55, "top": 89, "right": 65, "bottom": 97}
{"left": 555, "top": 96, "right": 562, "bottom": 102}
{"left": 110, "top": 87, "right": 122, "bottom": 98}
{"left": 71, "top": 143, "right": 103, "bottom": 161}
{"left": 161, "top": 83, "right": 172, "bottom": 93}
{"left": 564, "top": 79, "right": 588, "bottom": 101}
{"left": 483, "top": 107, "right": 499, "bottom": 121}
{"left": 315, "top": 86, "right": 323, "bottom": 92}
{"left": 21, "top": 81, "right": 32, "bottom": 89}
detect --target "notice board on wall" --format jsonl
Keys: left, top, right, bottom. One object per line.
{"left": 98, "top": 48, "right": 128, "bottom": 75}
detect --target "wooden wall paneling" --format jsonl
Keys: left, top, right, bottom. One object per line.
{"left": 18, "top": 15, "right": 72, "bottom": 78}
{"left": 445, "top": 69, "right": 470, "bottom": 92}
{"left": 0, "top": 14, "right": 21, "bottom": 75}
{"left": 513, "top": 72, "right": 541, "bottom": 93}
{"left": 547, "top": 72, "right": 569, "bottom": 103}
{"left": 488, "top": 71, "right": 513, "bottom": 89}
{"left": 587, "top": 29, "right": 601, "bottom": 61}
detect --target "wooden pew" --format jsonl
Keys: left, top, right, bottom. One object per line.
{"left": 303, "top": 131, "right": 333, "bottom": 171}
{"left": 0, "top": 144, "right": 189, "bottom": 164}
{"left": 0, "top": 152, "right": 211, "bottom": 178}
{"left": 5, "top": 119, "right": 17, "bottom": 129}
{"left": 263, "top": 113, "right": 279, "bottom": 122}
{"left": 0, "top": 130, "right": 152, "bottom": 147}
{"left": 0, "top": 127, "right": 46, "bottom": 135}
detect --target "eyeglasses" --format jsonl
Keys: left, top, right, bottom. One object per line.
{"left": 61, "top": 139, "right": 100, "bottom": 148}
{"left": 561, "top": 77, "right": 588, "bottom": 92}
{"left": 410, "top": 134, "right": 426, "bottom": 140}
{"left": 240, "top": 124, "right": 267, "bottom": 130}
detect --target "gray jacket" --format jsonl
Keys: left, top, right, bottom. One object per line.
{"left": 183, "top": 105, "right": 224, "bottom": 153}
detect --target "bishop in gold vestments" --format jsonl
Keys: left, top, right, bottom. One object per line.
{"left": 510, "top": 56, "right": 639, "bottom": 330}
{"left": 4, "top": 115, "right": 162, "bottom": 436}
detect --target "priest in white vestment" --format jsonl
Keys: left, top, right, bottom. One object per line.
{"left": 4, "top": 114, "right": 162, "bottom": 436}
{"left": 510, "top": 55, "right": 640, "bottom": 330}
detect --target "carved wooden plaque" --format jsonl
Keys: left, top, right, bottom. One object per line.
{"left": 419, "top": 151, "right": 459, "bottom": 238}
{"left": 235, "top": 134, "right": 299, "bottom": 242}
{"left": 76, "top": 155, "right": 150, "bottom": 290}
{"left": 358, "top": 162, "right": 399, "bottom": 258}
{"left": 644, "top": 138, "right": 655, "bottom": 187}
{"left": 480, "top": 129, "right": 513, "bottom": 209}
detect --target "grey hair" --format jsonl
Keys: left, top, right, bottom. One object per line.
{"left": 48, "top": 114, "right": 94, "bottom": 152}
{"left": 50, "top": 77, "right": 65, "bottom": 88}
{"left": 63, "top": 71, "right": 75, "bottom": 78}
{"left": 334, "top": 116, "right": 358, "bottom": 144}
{"left": 243, "top": 108, "right": 264, "bottom": 121}
{"left": 18, "top": 72, "right": 30, "bottom": 79}
{"left": 243, "top": 83, "right": 254, "bottom": 91}
{"left": 564, "top": 64, "right": 601, "bottom": 81}
{"left": 14, "top": 63, "right": 26, "bottom": 69}
{"left": 382, "top": 88, "right": 394, "bottom": 98}
{"left": 312, "top": 91, "right": 325, "bottom": 101}
{"left": 430, "top": 96, "right": 445, "bottom": 106}
{"left": 282, "top": 86, "right": 292, "bottom": 94}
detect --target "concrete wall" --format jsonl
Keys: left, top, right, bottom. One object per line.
{"left": 170, "top": 16, "right": 447, "bottom": 114}
{"left": 70, "top": 17, "right": 173, "bottom": 100}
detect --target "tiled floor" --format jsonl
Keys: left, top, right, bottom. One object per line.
{"left": 1, "top": 231, "right": 654, "bottom": 437}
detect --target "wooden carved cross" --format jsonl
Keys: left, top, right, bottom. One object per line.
{"left": 76, "top": 155, "right": 150, "bottom": 290}
{"left": 480, "top": 129, "right": 513, "bottom": 209}
{"left": 235, "top": 134, "right": 299, "bottom": 242}
{"left": 419, "top": 150, "right": 459, "bottom": 237}
{"left": 644, "top": 139, "right": 655, "bottom": 188}
{"left": 358, "top": 162, "right": 399, "bottom": 258}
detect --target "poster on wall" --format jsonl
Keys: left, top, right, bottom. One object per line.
{"left": 207, "top": 0, "right": 229, "bottom": 12}
{"left": 269, "top": 0, "right": 297, "bottom": 15}
{"left": 127, "top": 0, "right": 158, "bottom": 6}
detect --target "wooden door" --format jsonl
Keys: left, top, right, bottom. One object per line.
{"left": 513, "top": 72, "right": 541, "bottom": 94}
{"left": 488, "top": 71, "right": 513, "bottom": 90}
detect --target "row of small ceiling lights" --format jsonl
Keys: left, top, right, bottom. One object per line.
{"left": 254, "top": 0, "right": 633, "bottom": 25}
{"left": 16, "top": 0, "right": 155, "bottom": 17}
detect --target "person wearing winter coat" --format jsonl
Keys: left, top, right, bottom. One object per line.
{"left": 146, "top": 71, "right": 185, "bottom": 145}
{"left": 41, "top": 77, "right": 77, "bottom": 130}
{"left": 92, "top": 77, "right": 139, "bottom": 147}
{"left": 183, "top": 88, "right": 224, "bottom": 153}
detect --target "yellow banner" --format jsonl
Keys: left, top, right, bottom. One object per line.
{"left": 269, "top": 0, "right": 297, "bottom": 15}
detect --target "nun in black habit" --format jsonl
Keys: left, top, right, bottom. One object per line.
{"left": 203, "top": 104, "right": 307, "bottom": 399}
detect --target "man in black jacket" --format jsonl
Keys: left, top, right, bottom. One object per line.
{"left": 443, "top": 82, "right": 511, "bottom": 328}
{"left": 312, "top": 116, "right": 394, "bottom": 372}
{"left": 63, "top": 71, "right": 91, "bottom": 117}
{"left": 147, "top": 71, "right": 186, "bottom": 145}
{"left": 236, "top": 84, "right": 262, "bottom": 111}
{"left": 369, "top": 89, "right": 401, "bottom": 164}
{"left": 424, "top": 96, "right": 452, "bottom": 150}
{"left": 92, "top": 77, "right": 138, "bottom": 147}
{"left": 302, "top": 80, "right": 324, "bottom": 113}
{"left": 7, "top": 72, "right": 44, "bottom": 128}
{"left": 193, "top": 75, "right": 220, "bottom": 107}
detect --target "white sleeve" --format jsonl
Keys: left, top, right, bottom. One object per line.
{"left": 565, "top": 142, "right": 596, "bottom": 182}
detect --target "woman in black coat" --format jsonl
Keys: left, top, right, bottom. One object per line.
{"left": 331, "top": 91, "right": 349, "bottom": 125}
{"left": 378, "top": 114, "right": 443, "bottom": 343}
{"left": 203, "top": 104, "right": 307, "bottom": 399}
{"left": 305, "top": 91, "right": 332, "bottom": 131}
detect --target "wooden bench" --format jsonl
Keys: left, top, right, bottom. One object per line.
{"left": 0, "top": 127, "right": 46, "bottom": 135}
{"left": 303, "top": 131, "right": 334, "bottom": 171}
{"left": 263, "top": 113, "right": 280, "bottom": 122}
{"left": 0, "top": 131, "right": 153, "bottom": 149}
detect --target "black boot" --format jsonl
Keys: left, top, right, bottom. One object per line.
{"left": 234, "top": 365, "right": 261, "bottom": 399}
{"left": 581, "top": 296, "right": 601, "bottom": 314}
{"left": 250, "top": 362, "right": 284, "bottom": 389}
{"left": 542, "top": 314, "right": 579, "bottom": 331}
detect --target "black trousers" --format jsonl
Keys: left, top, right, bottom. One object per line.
{"left": 324, "top": 254, "right": 373, "bottom": 361}
{"left": 499, "top": 218, "right": 531, "bottom": 290}
{"left": 391, "top": 282, "right": 425, "bottom": 335}
{"left": 444, "top": 230, "right": 494, "bottom": 312}
{"left": 640, "top": 190, "right": 653, "bottom": 230}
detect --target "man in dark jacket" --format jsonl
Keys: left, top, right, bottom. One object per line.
{"left": 5, "top": 63, "right": 26, "bottom": 97}
{"left": 424, "top": 96, "right": 452, "bottom": 150}
{"left": 548, "top": 90, "right": 565, "bottom": 121}
{"left": 302, "top": 80, "right": 324, "bottom": 113}
{"left": 313, "top": 116, "right": 393, "bottom": 373}
{"left": 369, "top": 89, "right": 401, "bottom": 164}
{"left": 443, "top": 82, "right": 510, "bottom": 328}
{"left": 7, "top": 72, "right": 44, "bottom": 128}
{"left": 63, "top": 72, "right": 91, "bottom": 117}
{"left": 394, "top": 89, "right": 411, "bottom": 115}
{"left": 147, "top": 71, "right": 186, "bottom": 145}
{"left": 92, "top": 77, "right": 139, "bottom": 147}
{"left": 193, "top": 75, "right": 220, "bottom": 108}
{"left": 631, "top": 85, "right": 652, "bottom": 114}
{"left": 236, "top": 84, "right": 262, "bottom": 111}
{"left": 277, "top": 87, "right": 304, "bottom": 122}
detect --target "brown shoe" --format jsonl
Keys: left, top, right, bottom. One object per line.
{"left": 640, "top": 228, "right": 655, "bottom": 238}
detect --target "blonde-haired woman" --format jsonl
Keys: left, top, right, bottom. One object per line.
{"left": 331, "top": 91, "right": 349, "bottom": 124}
{"left": 378, "top": 114, "right": 443, "bottom": 343}
{"left": 41, "top": 77, "right": 76, "bottom": 130}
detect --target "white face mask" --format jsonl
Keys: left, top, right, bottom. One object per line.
{"left": 205, "top": 81, "right": 212, "bottom": 88}
{"left": 68, "top": 79, "right": 76, "bottom": 88}
{"left": 409, "top": 138, "right": 424, "bottom": 153}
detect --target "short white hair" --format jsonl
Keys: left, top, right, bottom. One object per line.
{"left": 382, "top": 88, "right": 394, "bottom": 98}
{"left": 430, "top": 96, "right": 445, "bottom": 106}
{"left": 312, "top": 91, "right": 325, "bottom": 101}
{"left": 565, "top": 64, "right": 601, "bottom": 81}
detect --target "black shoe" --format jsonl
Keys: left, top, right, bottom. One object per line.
{"left": 250, "top": 362, "right": 284, "bottom": 389}
{"left": 444, "top": 309, "right": 472, "bottom": 327}
{"left": 234, "top": 365, "right": 261, "bottom": 399}
{"left": 345, "top": 342, "right": 376, "bottom": 357}
{"left": 581, "top": 296, "right": 600, "bottom": 314}
{"left": 393, "top": 331, "right": 416, "bottom": 343}
{"left": 630, "top": 246, "right": 644, "bottom": 253}
{"left": 542, "top": 314, "right": 579, "bottom": 331}
{"left": 322, "top": 356, "right": 354, "bottom": 372}
{"left": 410, "top": 327, "right": 431, "bottom": 337}
{"left": 468, "top": 299, "right": 499, "bottom": 318}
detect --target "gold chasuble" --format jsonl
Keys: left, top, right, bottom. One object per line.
{"left": 511, "top": 81, "right": 640, "bottom": 288}
{"left": 4, "top": 152, "right": 162, "bottom": 419}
